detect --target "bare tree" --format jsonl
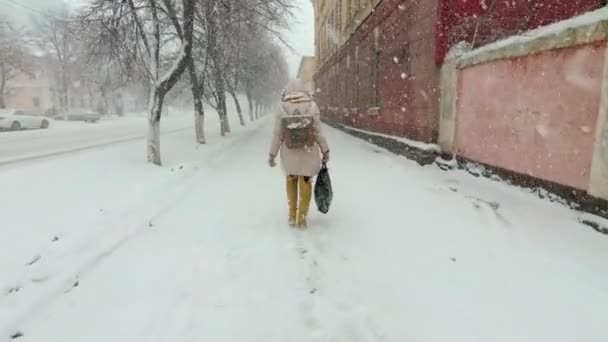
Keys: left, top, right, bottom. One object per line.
{"left": 203, "top": 0, "right": 231, "bottom": 136}
{"left": 241, "top": 38, "right": 288, "bottom": 119}
{"left": 83, "top": 0, "right": 196, "bottom": 165}
{"left": 0, "top": 17, "right": 31, "bottom": 109}
{"left": 75, "top": 17, "right": 140, "bottom": 116}
{"left": 187, "top": 24, "right": 208, "bottom": 143}
{"left": 31, "top": 4, "right": 78, "bottom": 115}
{"left": 191, "top": 0, "right": 294, "bottom": 135}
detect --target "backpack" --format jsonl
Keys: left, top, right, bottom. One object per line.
{"left": 281, "top": 103, "right": 316, "bottom": 149}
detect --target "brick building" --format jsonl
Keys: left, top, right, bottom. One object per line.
{"left": 312, "top": 0, "right": 604, "bottom": 143}
{"left": 297, "top": 56, "right": 316, "bottom": 80}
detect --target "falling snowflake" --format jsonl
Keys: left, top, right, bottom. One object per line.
{"left": 419, "top": 90, "right": 429, "bottom": 101}
{"left": 480, "top": 0, "right": 488, "bottom": 11}
{"left": 393, "top": 57, "right": 399, "bottom": 63}
{"left": 400, "top": 73, "right": 407, "bottom": 79}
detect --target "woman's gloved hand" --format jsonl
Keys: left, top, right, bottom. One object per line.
{"left": 268, "top": 154, "right": 277, "bottom": 168}
{"left": 322, "top": 150, "right": 330, "bottom": 163}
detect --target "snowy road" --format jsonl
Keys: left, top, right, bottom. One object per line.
{"left": 1, "top": 116, "right": 607, "bottom": 342}
{"left": 0, "top": 116, "right": 191, "bottom": 165}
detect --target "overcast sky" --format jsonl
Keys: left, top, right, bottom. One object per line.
{"left": 283, "top": 0, "right": 315, "bottom": 79}
{"left": 0, "top": 0, "right": 80, "bottom": 24}
{"left": 0, "top": 0, "right": 314, "bottom": 78}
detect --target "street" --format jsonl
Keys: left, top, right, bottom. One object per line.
{"left": 0, "top": 117, "right": 191, "bottom": 166}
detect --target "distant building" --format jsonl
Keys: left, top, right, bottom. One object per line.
{"left": 4, "top": 56, "right": 92, "bottom": 115}
{"left": 297, "top": 56, "right": 316, "bottom": 82}
{"left": 297, "top": 56, "right": 317, "bottom": 93}
{"left": 4, "top": 68, "right": 54, "bottom": 114}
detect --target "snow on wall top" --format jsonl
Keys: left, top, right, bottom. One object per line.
{"left": 339, "top": 124, "right": 441, "bottom": 152}
{"left": 459, "top": 7, "right": 608, "bottom": 64}
{"left": 436, "top": 0, "right": 603, "bottom": 64}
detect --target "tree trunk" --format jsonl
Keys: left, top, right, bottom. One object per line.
{"left": 221, "top": 92, "right": 231, "bottom": 133}
{"left": 0, "top": 63, "right": 6, "bottom": 109}
{"left": 215, "top": 94, "right": 228, "bottom": 136}
{"left": 211, "top": 63, "right": 230, "bottom": 135}
{"left": 143, "top": 80, "right": 151, "bottom": 111}
{"left": 129, "top": 0, "right": 195, "bottom": 165}
{"left": 193, "top": 90, "right": 205, "bottom": 143}
{"left": 229, "top": 91, "right": 245, "bottom": 126}
{"left": 187, "top": 55, "right": 206, "bottom": 143}
{"left": 215, "top": 89, "right": 231, "bottom": 135}
{"left": 61, "top": 66, "right": 70, "bottom": 118}
{"left": 217, "top": 108, "right": 225, "bottom": 136}
{"left": 148, "top": 88, "right": 164, "bottom": 166}
{"left": 99, "top": 86, "right": 109, "bottom": 115}
{"left": 114, "top": 91, "right": 125, "bottom": 116}
{"left": 246, "top": 91, "right": 254, "bottom": 121}
{"left": 194, "top": 102, "right": 205, "bottom": 143}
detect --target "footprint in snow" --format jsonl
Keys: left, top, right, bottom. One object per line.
{"left": 25, "top": 254, "right": 41, "bottom": 266}
{"left": 327, "top": 306, "right": 386, "bottom": 342}
{"left": 467, "top": 196, "right": 511, "bottom": 227}
{"left": 10, "top": 331, "right": 23, "bottom": 339}
{"left": 5, "top": 286, "right": 21, "bottom": 295}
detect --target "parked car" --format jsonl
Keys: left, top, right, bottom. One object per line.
{"left": 64, "top": 109, "right": 102, "bottom": 123}
{"left": 0, "top": 109, "right": 50, "bottom": 131}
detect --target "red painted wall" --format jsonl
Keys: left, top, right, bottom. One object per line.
{"left": 436, "top": 0, "right": 605, "bottom": 63}
{"left": 315, "top": 0, "right": 440, "bottom": 142}
{"left": 454, "top": 42, "right": 605, "bottom": 190}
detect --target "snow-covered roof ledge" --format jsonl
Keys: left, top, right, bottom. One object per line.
{"left": 458, "top": 7, "right": 608, "bottom": 68}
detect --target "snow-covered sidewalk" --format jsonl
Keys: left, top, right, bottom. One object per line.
{"left": 1, "top": 116, "right": 607, "bottom": 342}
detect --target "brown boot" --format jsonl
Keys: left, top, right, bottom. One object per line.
{"left": 286, "top": 176, "right": 298, "bottom": 227}
{"left": 297, "top": 176, "right": 312, "bottom": 228}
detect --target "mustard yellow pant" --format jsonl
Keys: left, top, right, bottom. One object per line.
{"left": 286, "top": 176, "right": 312, "bottom": 227}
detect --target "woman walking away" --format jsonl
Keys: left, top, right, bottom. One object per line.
{"left": 268, "top": 79, "right": 330, "bottom": 228}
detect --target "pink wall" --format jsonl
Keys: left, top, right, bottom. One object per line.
{"left": 454, "top": 42, "right": 605, "bottom": 190}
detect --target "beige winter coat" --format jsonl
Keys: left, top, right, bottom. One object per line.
{"left": 269, "top": 87, "right": 329, "bottom": 177}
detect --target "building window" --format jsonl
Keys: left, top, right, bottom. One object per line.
{"left": 337, "top": 1, "right": 341, "bottom": 32}
{"left": 371, "top": 50, "right": 380, "bottom": 108}
{"left": 355, "top": 47, "right": 359, "bottom": 108}
{"left": 345, "top": 55, "right": 351, "bottom": 108}
{"left": 32, "top": 97, "right": 40, "bottom": 108}
{"left": 346, "top": 0, "right": 352, "bottom": 25}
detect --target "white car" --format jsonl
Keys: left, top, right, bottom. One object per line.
{"left": 0, "top": 109, "right": 51, "bottom": 131}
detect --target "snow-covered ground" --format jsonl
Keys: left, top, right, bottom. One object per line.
{"left": 1, "top": 112, "right": 607, "bottom": 342}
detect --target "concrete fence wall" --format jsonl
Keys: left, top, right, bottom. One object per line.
{"left": 439, "top": 9, "right": 608, "bottom": 200}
